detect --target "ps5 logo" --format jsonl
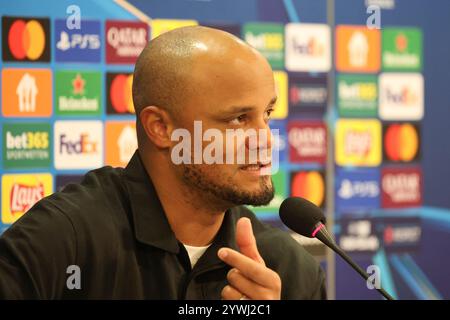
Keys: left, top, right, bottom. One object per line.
{"left": 338, "top": 179, "right": 379, "bottom": 199}
{"left": 56, "top": 31, "right": 100, "bottom": 51}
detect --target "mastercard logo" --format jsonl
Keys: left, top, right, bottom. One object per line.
{"left": 384, "top": 123, "right": 420, "bottom": 162}
{"left": 290, "top": 171, "right": 325, "bottom": 207}
{"left": 2, "top": 17, "right": 50, "bottom": 62}
{"left": 107, "top": 73, "right": 135, "bottom": 114}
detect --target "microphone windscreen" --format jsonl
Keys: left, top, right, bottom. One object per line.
{"left": 279, "top": 197, "right": 326, "bottom": 238}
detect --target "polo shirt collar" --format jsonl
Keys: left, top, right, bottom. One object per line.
{"left": 123, "top": 151, "right": 239, "bottom": 257}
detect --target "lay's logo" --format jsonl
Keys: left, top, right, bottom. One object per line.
{"left": 344, "top": 130, "right": 372, "bottom": 156}
{"left": 379, "top": 73, "right": 424, "bottom": 120}
{"left": 2, "top": 16, "right": 50, "bottom": 62}
{"left": 336, "top": 119, "right": 381, "bottom": 167}
{"left": 10, "top": 183, "right": 44, "bottom": 214}
{"left": 2, "top": 173, "right": 53, "bottom": 224}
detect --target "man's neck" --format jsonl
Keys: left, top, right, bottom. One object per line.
{"left": 145, "top": 156, "right": 226, "bottom": 247}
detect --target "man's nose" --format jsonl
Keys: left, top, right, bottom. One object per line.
{"left": 245, "top": 124, "right": 272, "bottom": 151}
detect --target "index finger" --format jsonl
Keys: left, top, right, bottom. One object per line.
{"left": 218, "top": 248, "right": 274, "bottom": 287}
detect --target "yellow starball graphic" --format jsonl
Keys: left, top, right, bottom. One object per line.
{"left": 151, "top": 19, "right": 198, "bottom": 39}
{"left": 272, "top": 71, "right": 288, "bottom": 119}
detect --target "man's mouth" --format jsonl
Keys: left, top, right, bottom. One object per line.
{"left": 239, "top": 162, "right": 272, "bottom": 174}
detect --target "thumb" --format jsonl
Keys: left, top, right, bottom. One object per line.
{"left": 235, "top": 217, "right": 265, "bottom": 265}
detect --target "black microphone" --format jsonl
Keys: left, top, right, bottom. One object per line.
{"left": 279, "top": 197, "right": 394, "bottom": 300}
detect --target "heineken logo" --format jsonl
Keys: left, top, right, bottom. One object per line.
{"left": 72, "top": 73, "right": 85, "bottom": 95}
{"left": 382, "top": 28, "right": 422, "bottom": 71}
{"left": 55, "top": 70, "right": 101, "bottom": 115}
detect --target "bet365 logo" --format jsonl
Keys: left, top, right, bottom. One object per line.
{"left": 2, "top": 123, "right": 51, "bottom": 169}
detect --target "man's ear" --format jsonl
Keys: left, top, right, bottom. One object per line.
{"left": 139, "top": 106, "right": 174, "bottom": 149}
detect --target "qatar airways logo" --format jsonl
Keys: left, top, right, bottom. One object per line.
{"left": 381, "top": 168, "right": 422, "bottom": 208}
{"left": 105, "top": 20, "right": 148, "bottom": 63}
{"left": 288, "top": 122, "right": 327, "bottom": 163}
{"left": 170, "top": 121, "right": 279, "bottom": 175}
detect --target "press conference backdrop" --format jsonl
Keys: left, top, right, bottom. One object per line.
{"left": 0, "top": 0, "right": 449, "bottom": 300}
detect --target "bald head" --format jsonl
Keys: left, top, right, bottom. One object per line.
{"left": 133, "top": 26, "right": 276, "bottom": 156}
{"left": 132, "top": 26, "right": 272, "bottom": 143}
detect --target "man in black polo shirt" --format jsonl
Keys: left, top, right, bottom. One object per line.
{"left": 0, "top": 26, "right": 326, "bottom": 300}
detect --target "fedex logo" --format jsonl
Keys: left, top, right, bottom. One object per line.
{"left": 379, "top": 73, "right": 424, "bottom": 120}
{"left": 59, "top": 133, "right": 98, "bottom": 155}
{"left": 54, "top": 121, "right": 103, "bottom": 170}
{"left": 384, "top": 87, "right": 418, "bottom": 105}
{"left": 292, "top": 37, "right": 324, "bottom": 56}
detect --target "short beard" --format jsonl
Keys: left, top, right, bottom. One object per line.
{"left": 181, "top": 164, "right": 274, "bottom": 207}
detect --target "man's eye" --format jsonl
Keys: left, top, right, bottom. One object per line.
{"left": 265, "top": 108, "right": 274, "bottom": 119}
{"left": 229, "top": 114, "right": 247, "bottom": 125}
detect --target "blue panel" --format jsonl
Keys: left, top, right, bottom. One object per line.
{"left": 127, "top": 0, "right": 258, "bottom": 23}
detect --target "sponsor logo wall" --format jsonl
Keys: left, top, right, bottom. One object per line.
{"left": 334, "top": 23, "right": 424, "bottom": 264}
{"left": 0, "top": 16, "right": 146, "bottom": 229}
{"left": 0, "top": 15, "right": 425, "bottom": 267}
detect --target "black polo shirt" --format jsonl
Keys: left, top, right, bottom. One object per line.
{"left": 0, "top": 151, "right": 326, "bottom": 299}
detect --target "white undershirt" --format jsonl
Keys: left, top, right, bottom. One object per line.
{"left": 183, "top": 244, "right": 211, "bottom": 268}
